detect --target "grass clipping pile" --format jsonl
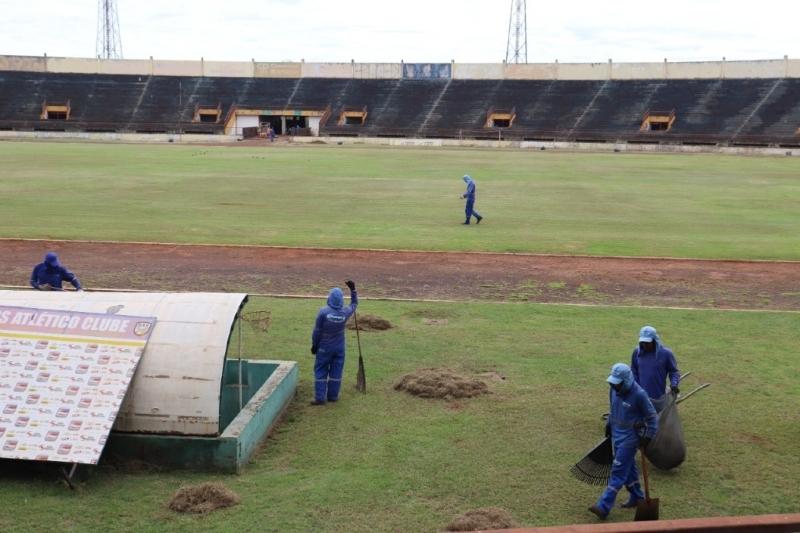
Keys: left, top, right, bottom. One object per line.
{"left": 168, "top": 482, "right": 241, "bottom": 514}
{"left": 347, "top": 314, "right": 392, "bottom": 332}
{"left": 446, "top": 507, "right": 518, "bottom": 531}
{"left": 394, "top": 368, "right": 489, "bottom": 400}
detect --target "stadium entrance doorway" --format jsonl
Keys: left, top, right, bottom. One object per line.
{"left": 259, "top": 115, "right": 307, "bottom": 135}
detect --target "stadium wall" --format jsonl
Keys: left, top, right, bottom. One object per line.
{"left": 1, "top": 54, "right": 798, "bottom": 80}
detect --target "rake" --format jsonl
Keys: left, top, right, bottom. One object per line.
{"left": 570, "top": 437, "right": 613, "bottom": 485}
{"left": 354, "top": 310, "right": 366, "bottom": 393}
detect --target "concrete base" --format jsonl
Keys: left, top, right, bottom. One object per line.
{"left": 104, "top": 359, "right": 297, "bottom": 473}
{"left": 293, "top": 135, "right": 800, "bottom": 157}
{"left": 0, "top": 130, "right": 240, "bottom": 144}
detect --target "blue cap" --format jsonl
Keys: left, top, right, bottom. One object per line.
{"left": 638, "top": 325, "right": 659, "bottom": 343}
{"left": 44, "top": 252, "right": 59, "bottom": 266}
{"left": 607, "top": 363, "right": 632, "bottom": 386}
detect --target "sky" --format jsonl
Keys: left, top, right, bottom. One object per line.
{"left": 0, "top": 0, "right": 798, "bottom": 64}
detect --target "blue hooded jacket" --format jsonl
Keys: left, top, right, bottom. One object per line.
{"left": 311, "top": 287, "right": 358, "bottom": 354}
{"left": 606, "top": 363, "right": 658, "bottom": 448}
{"left": 462, "top": 175, "right": 476, "bottom": 201}
{"left": 30, "top": 252, "right": 82, "bottom": 290}
{"left": 630, "top": 326, "right": 680, "bottom": 401}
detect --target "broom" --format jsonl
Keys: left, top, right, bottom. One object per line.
{"left": 354, "top": 310, "right": 366, "bottom": 393}
{"left": 570, "top": 437, "right": 613, "bottom": 485}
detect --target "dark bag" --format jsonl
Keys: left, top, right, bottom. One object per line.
{"left": 645, "top": 392, "right": 686, "bottom": 470}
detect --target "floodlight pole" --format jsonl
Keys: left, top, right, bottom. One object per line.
{"left": 95, "top": 0, "right": 123, "bottom": 59}
{"left": 505, "top": 0, "right": 528, "bottom": 64}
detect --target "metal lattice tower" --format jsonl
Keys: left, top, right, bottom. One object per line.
{"left": 505, "top": 0, "right": 528, "bottom": 64}
{"left": 96, "top": 0, "right": 123, "bottom": 59}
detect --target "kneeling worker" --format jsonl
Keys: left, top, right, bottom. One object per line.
{"left": 30, "top": 252, "right": 83, "bottom": 291}
{"left": 589, "top": 363, "right": 658, "bottom": 520}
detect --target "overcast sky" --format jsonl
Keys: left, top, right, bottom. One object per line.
{"left": 0, "top": 0, "right": 798, "bottom": 64}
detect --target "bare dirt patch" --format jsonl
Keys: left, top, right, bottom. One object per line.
{"left": 394, "top": 368, "right": 489, "bottom": 400}
{"left": 168, "top": 482, "right": 241, "bottom": 514}
{"left": 1, "top": 240, "right": 799, "bottom": 310}
{"left": 347, "top": 314, "right": 392, "bottom": 331}
{"left": 445, "top": 507, "right": 518, "bottom": 531}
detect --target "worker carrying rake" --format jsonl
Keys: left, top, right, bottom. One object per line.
{"left": 631, "top": 326, "right": 680, "bottom": 412}
{"left": 310, "top": 280, "right": 358, "bottom": 405}
{"left": 589, "top": 363, "right": 658, "bottom": 520}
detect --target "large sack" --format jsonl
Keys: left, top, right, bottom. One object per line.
{"left": 645, "top": 393, "right": 686, "bottom": 470}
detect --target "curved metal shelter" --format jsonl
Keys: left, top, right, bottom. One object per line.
{"left": 0, "top": 291, "right": 247, "bottom": 436}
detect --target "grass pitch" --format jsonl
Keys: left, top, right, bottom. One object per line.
{"left": 1, "top": 298, "right": 798, "bottom": 531}
{"left": 1, "top": 140, "right": 797, "bottom": 530}
{"left": 1, "top": 141, "right": 798, "bottom": 259}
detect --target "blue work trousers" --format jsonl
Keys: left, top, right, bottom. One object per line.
{"left": 596, "top": 444, "right": 645, "bottom": 514}
{"left": 465, "top": 199, "right": 481, "bottom": 222}
{"left": 314, "top": 349, "right": 345, "bottom": 402}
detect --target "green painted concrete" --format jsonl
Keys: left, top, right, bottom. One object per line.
{"left": 104, "top": 360, "right": 297, "bottom": 473}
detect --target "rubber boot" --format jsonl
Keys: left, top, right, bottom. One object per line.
{"left": 588, "top": 505, "right": 608, "bottom": 520}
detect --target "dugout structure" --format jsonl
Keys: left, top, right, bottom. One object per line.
{"left": 0, "top": 290, "right": 297, "bottom": 473}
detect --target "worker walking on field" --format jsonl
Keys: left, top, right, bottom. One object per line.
{"left": 631, "top": 326, "right": 680, "bottom": 412}
{"left": 461, "top": 174, "right": 483, "bottom": 225}
{"left": 589, "top": 363, "right": 658, "bottom": 520}
{"left": 310, "top": 280, "right": 358, "bottom": 405}
{"left": 30, "top": 252, "right": 83, "bottom": 291}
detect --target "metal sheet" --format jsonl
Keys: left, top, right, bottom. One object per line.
{"left": 0, "top": 305, "right": 156, "bottom": 464}
{"left": 0, "top": 292, "right": 247, "bottom": 436}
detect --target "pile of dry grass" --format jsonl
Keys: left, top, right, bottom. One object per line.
{"left": 393, "top": 368, "right": 489, "bottom": 400}
{"left": 445, "top": 507, "right": 518, "bottom": 531}
{"left": 168, "top": 482, "right": 241, "bottom": 514}
{"left": 347, "top": 314, "right": 392, "bottom": 332}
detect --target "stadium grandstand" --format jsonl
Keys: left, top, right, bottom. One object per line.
{"left": 1, "top": 54, "right": 800, "bottom": 147}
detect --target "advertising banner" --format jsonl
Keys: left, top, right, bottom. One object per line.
{"left": 0, "top": 306, "right": 156, "bottom": 465}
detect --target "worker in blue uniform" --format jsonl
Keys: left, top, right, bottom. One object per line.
{"left": 30, "top": 252, "right": 83, "bottom": 291}
{"left": 631, "top": 326, "right": 680, "bottom": 412}
{"left": 589, "top": 363, "right": 658, "bottom": 520}
{"left": 310, "top": 280, "right": 358, "bottom": 405}
{"left": 461, "top": 175, "right": 483, "bottom": 225}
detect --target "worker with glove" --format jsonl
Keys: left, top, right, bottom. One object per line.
{"left": 30, "top": 252, "right": 83, "bottom": 291}
{"left": 631, "top": 325, "right": 680, "bottom": 412}
{"left": 310, "top": 280, "right": 358, "bottom": 405}
{"left": 589, "top": 363, "right": 658, "bottom": 520}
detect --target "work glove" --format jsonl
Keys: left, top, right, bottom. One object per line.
{"left": 639, "top": 436, "right": 652, "bottom": 450}
{"left": 345, "top": 280, "right": 356, "bottom": 291}
{"left": 672, "top": 386, "right": 680, "bottom": 395}
{"left": 310, "top": 346, "right": 317, "bottom": 355}
{"left": 604, "top": 424, "right": 611, "bottom": 438}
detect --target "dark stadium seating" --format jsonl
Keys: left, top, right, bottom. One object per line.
{"left": 1, "top": 70, "right": 799, "bottom": 145}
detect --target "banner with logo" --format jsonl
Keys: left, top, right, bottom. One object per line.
{"left": 0, "top": 306, "right": 156, "bottom": 464}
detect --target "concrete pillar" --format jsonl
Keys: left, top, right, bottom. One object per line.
{"left": 149, "top": 56, "right": 154, "bottom": 76}
{"left": 281, "top": 116, "right": 286, "bottom": 134}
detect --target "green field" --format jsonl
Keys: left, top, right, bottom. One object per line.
{"left": 1, "top": 141, "right": 798, "bottom": 259}
{"left": 1, "top": 141, "right": 799, "bottom": 531}
{"left": 1, "top": 298, "right": 798, "bottom": 531}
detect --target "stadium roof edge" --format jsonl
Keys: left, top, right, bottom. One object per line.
{"left": 1, "top": 54, "right": 799, "bottom": 80}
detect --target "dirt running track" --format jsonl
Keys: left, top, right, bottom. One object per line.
{"left": 1, "top": 240, "right": 798, "bottom": 311}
